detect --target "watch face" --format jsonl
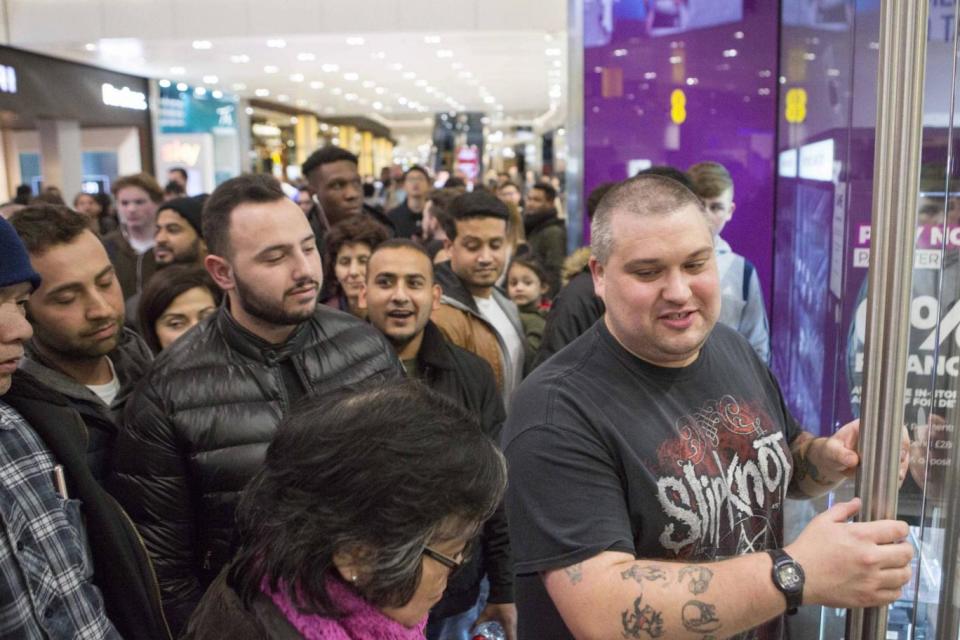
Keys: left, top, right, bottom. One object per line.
{"left": 777, "top": 564, "right": 803, "bottom": 591}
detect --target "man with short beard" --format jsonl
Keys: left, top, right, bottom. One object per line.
{"left": 112, "top": 174, "right": 402, "bottom": 636}
{"left": 9, "top": 205, "right": 153, "bottom": 483}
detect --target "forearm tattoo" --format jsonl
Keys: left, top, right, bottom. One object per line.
{"left": 677, "top": 566, "right": 714, "bottom": 595}
{"left": 564, "top": 563, "right": 583, "bottom": 585}
{"left": 621, "top": 595, "right": 665, "bottom": 638}
{"left": 682, "top": 600, "right": 722, "bottom": 635}
{"left": 621, "top": 565, "right": 669, "bottom": 585}
{"left": 792, "top": 440, "right": 835, "bottom": 488}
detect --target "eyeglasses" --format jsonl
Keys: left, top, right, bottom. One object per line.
{"left": 422, "top": 545, "right": 467, "bottom": 575}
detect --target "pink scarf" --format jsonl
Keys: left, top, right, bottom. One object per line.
{"left": 262, "top": 576, "right": 427, "bottom": 640}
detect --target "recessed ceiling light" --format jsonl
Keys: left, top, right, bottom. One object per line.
{"left": 362, "top": 80, "right": 376, "bottom": 88}
{"left": 398, "top": 97, "right": 408, "bottom": 105}
{"left": 374, "top": 87, "right": 386, "bottom": 94}
{"left": 436, "top": 49, "right": 454, "bottom": 58}
{"left": 553, "top": 60, "right": 562, "bottom": 68}
{"left": 203, "top": 75, "right": 218, "bottom": 84}
{"left": 194, "top": 86, "right": 207, "bottom": 96}
{"left": 424, "top": 35, "right": 441, "bottom": 44}
{"left": 277, "top": 94, "right": 289, "bottom": 102}
{"left": 289, "top": 73, "right": 304, "bottom": 82}
{"left": 346, "top": 37, "right": 365, "bottom": 46}
{"left": 458, "top": 71, "right": 472, "bottom": 79}
{"left": 192, "top": 40, "right": 213, "bottom": 50}
{"left": 230, "top": 54, "right": 250, "bottom": 63}
{"left": 373, "top": 101, "right": 383, "bottom": 110}
{"left": 84, "top": 43, "right": 97, "bottom": 52}
{"left": 232, "top": 82, "right": 247, "bottom": 90}
{"left": 389, "top": 63, "right": 403, "bottom": 71}
{"left": 310, "top": 81, "right": 324, "bottom": 89}
{"left": 264, "top": 65, "right": 278, "bottom": 73}
{"left": 245, "top": 107, "right": 254, "bottom": 115}
{"left": 451, "top": 62, "right": 463, "bottom": 70}
{"left": 322, "top": 64, "right": 340, "bottom": 73}
{"left": 266, "top": 39, "right": 286, "bottom": 48}
{"left": 255, "top": 88, "right": 270, "bottom": 97}
{"left": 402, "top": 71, "right": 416, "bottom": 79}
{"left": 415, "top": 79, "right": 428, "bottom": 87}
{"left": 343, "top": 72, "right": 359, "bottom": 81}
{"left": 483, "top": 96, "right": 496, "bottom": 104}
{"left": 170, "top": 66, "right": 186, "bottom": 75}
{"left": 158, "top": 79, "right": 171, "bottom": 88}
{"left": 331, "top": 88, "right": 343, "bottom": 95}
{"left": 372, "top": 51, "right": 387, "bottom": 60}
{"left": 297, "top": 52, "right": 316, "bottom": 61}
{"left": 212, "top": 90, "right": 224, "bottom": 99}
{"left": 545, "top": 47, "right": 561, "bottom": 56}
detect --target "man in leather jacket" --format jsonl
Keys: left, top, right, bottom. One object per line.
{"left": 112, "top": 174, "right": 402, "bottom": 635}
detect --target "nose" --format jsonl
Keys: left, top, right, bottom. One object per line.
{"left": 344, "top": 182, "right": 361, "bottom": 201}
{"left": 292, "top": 246, "right": 317, "bottom": 282}
{"left": 86, "top": 288, "right": 114, "bottom": 320}
{"left": 661, "top": 269, "right": 692, "bottom": 304}
{"left": 391, "top": 281, "right": 411, "bottom": 304}
{"left": 155, "top": 227, "right": 168, "bottom": 244}
{"left": 0, "top": 308, "right": 33, "bottom": 344}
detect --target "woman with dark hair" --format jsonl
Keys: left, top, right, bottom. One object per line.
{"left": 321, "top": 216, "right": 390, "bottom": 317}
{"left": 184, "top": 380, "right": 507, "bottom": 639}
{"left": 73, "top": 192, "right": 105, "bottom": 234}
{"left": 138, "top": 264, "right": 222, "bottom": 352}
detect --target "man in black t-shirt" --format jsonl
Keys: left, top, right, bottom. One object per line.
{"left": 503, "top": 174, "right": 913, "bottom": 640}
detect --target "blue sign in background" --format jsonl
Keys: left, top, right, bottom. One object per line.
{"left": 158, "top": 84, "right": 238, "bottom": 134}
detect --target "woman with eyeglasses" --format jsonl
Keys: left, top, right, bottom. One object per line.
{"left": 183, "top": 379, "right": 507, "bottom": 639}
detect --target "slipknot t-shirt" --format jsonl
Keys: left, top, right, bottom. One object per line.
{"left": 504, "top": 320, "right": 801, "bottom": 640}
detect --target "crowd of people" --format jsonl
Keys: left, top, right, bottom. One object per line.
{"left": 0, "top": 145, "right": 915, "bottom": 640}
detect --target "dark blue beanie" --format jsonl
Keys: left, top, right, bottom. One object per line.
{"left": 0, "top": 216, "right": 41, "bottom": 291}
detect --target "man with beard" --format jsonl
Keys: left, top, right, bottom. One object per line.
{"left": 523, "top": 181, "right": 566, "bottom": 298}
{"left": 9, "top": 205, "right": 153, "bottom": 483}
{"left": 361, "top": 239, "right": 517, "bottom": 639}
{"left": 112, "top": 174, "right": 402, "bottom": 635}
{"left": 432, "top": 191, "right": 525, "bottom": 408}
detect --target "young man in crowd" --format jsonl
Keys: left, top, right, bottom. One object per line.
{"left": 9, "top": 205, "right": 153, "bottom": 483}
{"left": 362, "top": 239, "right": 517, "bottom": 640}
{"left": 523, "top": 181, "right": 566, "bottom": 296}
{"left": 112, "top": 173, "right": 402, "bottom": 635}
{"left": 386, "top": 165, "right": 431, "bottom": 240}
{"left": 0, "top": 217, "right": 169, "bottom": 640}
{"left": 432, "top": 191, "right": 526, "bottom": 408}
{"left": 496, "top": 181, "right": 523, "bottom": 211}
{"left": 689, "top": 160, "right": 770, "bottom": 362}
{"left": 104, "top": 173, "right": 162, "bottom": 300}
{"left": 302, "top": 145, "right": 394, "bottom": 250}
{"left": 167, "top": 167, "right": 188, "bottom": 190}
{"left": 503, "top": 174, "right": 913, "bottom": 639}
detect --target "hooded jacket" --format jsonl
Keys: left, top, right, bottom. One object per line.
{"left": 101, "top": 229, "right": 158, "bottom": 301}
{"left": 523, "top": 208, "right": 567, "bottom": 297}
{"left": 111, "top": 304, "right": 403, "bottom": 635}
{"left": 4, "top": 371, "right": 171, "bottom": 640}
{"left": 431, "top": 262, "right": 525, "bottom": 408}
{"left": 21, "top": 328, "right": 153, "bottom": 483}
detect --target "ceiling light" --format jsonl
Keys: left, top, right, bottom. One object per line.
{"left": 310, "top": 81, "right": 324, "bottom": 89}
{"left": 402, "top": 71, "right": 416, "bottom": 79}
{"left": 362, "top": 80, "right": 376, "bottom": 88}
{"left": 372, "top": 86, "right": 384, "bottom": 95}
{"left": 192, "top": 40, "right": 213, "bottom": 50}
{"left": 723, "top": 49, "right": 738, "bottom": 58}
{"left": 346, "top": 37, "right": 365, "bottom": 46}
{"left": 266, "top": 39, "right": 286, "bottom": 48}
{"left": 549, "top": 85, "right": 562, "bottom": 98}
{"left": 331, "top": 87, "right": 343, "bottom": 95}
{"left": 372, "top": 51, "right": 387, "bottom": 59}
{"left": 398, "top": 97, "right": 408, "bottom": 105}
{"left": 613, "top": 48, "right": 627, "bottom": 57}
{"left": 546, "top": 47, "right": 561, "bottom": 56}
{"left": 424, "top": 35, "right": 441, "bottom": 44}
{"left": 289, "top": 73, "right": 304, "bottom": 82}
{"left": 345, "top": 93, "right": 358, "bottom": 101}
{"left": 296, "top": 99, "right": 308, "bottom": 106}
{"left": 170, "top": 66, "right": 186, "bottom": 75}
{"left": 322, "top": 63, "right": 340, "bottom": 73}
{"left": 230, "top": 54, "right": 250, "bottom": 63}
{"left": 264, "top": 65, "right": 278, "bottom": 73}
{"left": 373, "top": 101, "right": 383, "bottom": 110}
{"left": 451, "top": 62, "right": 463, "bottom": 70}
{"left": 212, "top": 90, "right": 223, "bottom": 99}
{"left": 669, "top": 55, "right": 683, "bottom": 64}
{"left": 232, "top": 82, "right": 247, "bottom": 90}
{"left": 194, "top": 86, "right": 207, "bottom": 96}
{"left": 84, "top": 43, "right": 97, "bottom": 52}
{"left": 245, "top": 107, "right": 254, "bottom": 115}
{"left": 458, "top": 71, "right": 472, "bottom": 79}
{"left": 685, "top": 77, "right": 699, "bottom": 85}
{"left": 290, "top": 116, "right": 298, "bottom": 124}
{"left": 553, "top": 60, "right": 562, "bottom": 68}
{"left": 277, "top": 94, "right": 289, "bottom": 102}
{"left": 176, "top": 82, "right": 189, "bottom": 91}
{"left": 415, "top": 79, "right": 428, "bottom": 87}
{"left": 644, "top": 71, "right": 657, "bottom": 80}
{"left": 343, "top": 72, "right": 359, "bottom": 81}
{"left": 203, "top": 75, "right": 218, "bottom": 84}
{"left": 297, "top": 52, "right": 316, "bottom": 61}
{"left": 734, "top": 31, "right": 744, "bottom": 39}
{"left": 389, "top": 63, "right": 403, "bottom": 71}
{"left": 158, "top": 79, "right": 171, "bottom": 88}
{"left": 436, "top": 49, "right": 454, "bottom": 58}
{"left": 483, "top": 96, "right": 496, "bottom": 104}
{"left": 255, "top": 88, "right": 270, "bottom": 97}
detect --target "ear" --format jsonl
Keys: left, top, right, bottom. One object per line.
{"left": 431, "top": 283, "right": 442, "bottom": 311}
{"left": 204, "top": 254, "right": 235, "bottom": 291}
{"left": 589, "top": 255, "right": 606, "bottom": 301}
{"left": 442, "top": 237, "right": 452, "bottom": 251}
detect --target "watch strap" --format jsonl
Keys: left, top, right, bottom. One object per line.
{"left": 767, "top": 548, "right": 803, "bottom": 615}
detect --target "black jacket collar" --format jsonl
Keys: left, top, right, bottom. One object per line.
{"left": 215, "top": 305, "right": 312, "bottom": 363}
{"left": 416, "top": 321, "right": 456, "bottom": 372}
{"left": 523, "top": 207, "right": 561, "bottom": 236}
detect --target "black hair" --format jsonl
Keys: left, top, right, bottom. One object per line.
{"left": 201, "top": 174, "right": 286, "bottom": 257}
{"left": 14, "top": 184, "right": 32, "bottom": 205}
{"left": 635, "top": 165, "right": 696, "bottom": 192}
{"left": 302, "top": 146, "right": 359, "bottom": 179}
{"left": 169, "top": 167, "right": 189, "bottom": 182}
{"left": 586, "top": 182, "right": 619, "bottom": 220}
{"left": 323, "top": 216, "right": 391, "bottom": 295}
{"left": 229, "top": 380, "right": 507, "bottom": 617}
{"left": 138, "top": 265, "right": 222, "bottom": 353}
{"left": 531, "top": 181, "right": 557, "bottom": 202}
{"left": 403, "top": 165, "right": 430, "bottom": 182}
{"left": 441, "top": 191, "right": 511, "bottom": 241}
{"left": 443, "top": 176, "right": 466, "bottom": 189}
{"left": 9, "top": 204, "right": 90, "bottom": 255}
{"left": 508, "top": 255, "right": 548, "bottom": 290}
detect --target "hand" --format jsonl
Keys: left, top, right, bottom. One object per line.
{"left": 898, "top": 424, "right": 910, "bottom": 487}
{"left": 474, "top": 602, "right": 517, "bottom": 640}
{"left": 812, "top": 419, "right": 861, "bottom": 481}
{"left": 787, "top": 498, "right": 913, "bottom": 609}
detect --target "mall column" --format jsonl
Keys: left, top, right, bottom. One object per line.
{"left": 36, "top": 118, "right": 82, "bottom": 196}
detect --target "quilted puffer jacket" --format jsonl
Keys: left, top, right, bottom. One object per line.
{"left": 111, "top": 304, "right": 402, "bottom": 635}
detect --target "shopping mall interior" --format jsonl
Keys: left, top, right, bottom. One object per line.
{"left": 0, "top": 1, "right": 957, "bottom": 639}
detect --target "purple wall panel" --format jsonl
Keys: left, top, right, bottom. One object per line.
{"left": 582, "top": 1, "right": 780, "bottom": 314}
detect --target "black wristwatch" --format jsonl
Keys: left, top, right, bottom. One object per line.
{"left": 767, "top": 549, "right": 804, "bottom": 615}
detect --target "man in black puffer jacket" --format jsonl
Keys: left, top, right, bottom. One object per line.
{"left": 112, "top": 175, "right": 402, "bottom": 636}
